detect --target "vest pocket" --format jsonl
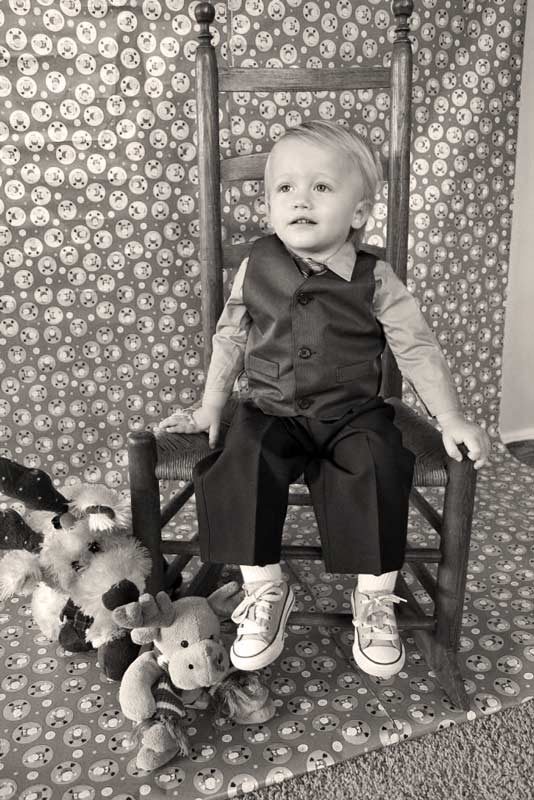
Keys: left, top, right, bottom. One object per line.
{"left": 248, "top": 354, "right": 280, "bottom": 378}
{"left": 336, "top": 361, "right": 374, "bottom": 383}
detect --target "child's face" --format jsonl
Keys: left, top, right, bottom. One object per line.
{"left": 266, "top": 138, "right": 370, "bottom": 261}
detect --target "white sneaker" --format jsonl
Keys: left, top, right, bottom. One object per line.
{"left": 230, "top": 580, "right": 295, "bottom": 671}
{"left": 351, "top": 588, "right": 406, "bottom": 678}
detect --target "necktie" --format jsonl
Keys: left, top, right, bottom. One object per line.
{"left": 293, "top": 255, "right": 327, "bottom": 277}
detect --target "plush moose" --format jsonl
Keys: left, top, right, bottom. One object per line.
{"left": 112, "top": 582, "right": 276, "bottom": 771}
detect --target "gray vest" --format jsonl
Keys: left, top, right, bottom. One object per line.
{"left": 243, "top": 235, "right": 386, "bottom": 419}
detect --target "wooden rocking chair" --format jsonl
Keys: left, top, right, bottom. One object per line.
{"left": 127, "top": 0, "right": 476, "bottom": 710}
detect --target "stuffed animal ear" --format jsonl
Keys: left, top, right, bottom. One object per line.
{"left": 68, "top": 485, "right": 131, "bottom": 532}
{"left": 0, "top": 457, "right": 69, "bottom": 514}
{"left": 206, "top": 581, "right": 243, "bottom": 618}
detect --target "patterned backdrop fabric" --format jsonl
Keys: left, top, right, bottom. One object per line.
{"left": 0, "top": 3, "right": 531, "bottom": 799}
{"left": 0, "top": 0, "right": 527, "bottom": 487}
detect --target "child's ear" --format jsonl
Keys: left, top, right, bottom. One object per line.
{"left": 264, "top": 195, "right": 274, "bottom": 231}
{"left": 351, "top": 199, "right": 371, "bottom": 231}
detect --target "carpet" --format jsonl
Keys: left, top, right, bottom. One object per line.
{"left": 249, "top": 697, "right": 534, "bottom": 800}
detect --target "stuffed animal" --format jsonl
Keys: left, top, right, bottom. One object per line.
{"left": 112, "top": 581, "right": 276, "bottom": 772}
{"left": 0, "top": 457, "right": 151, "bottom": 680}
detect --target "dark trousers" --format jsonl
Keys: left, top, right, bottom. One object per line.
{"left": 193, "top": 398, "right": 415, "bottom": 575}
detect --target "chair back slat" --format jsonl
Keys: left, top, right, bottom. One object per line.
{"left": 220, "top": 154, "right": 268, "bottom": 183}
{"left": 219, "top": 66, "right": 390, "bottom": 93}
{"left": 221, "top": 153, "right": 390, "bottom": 184}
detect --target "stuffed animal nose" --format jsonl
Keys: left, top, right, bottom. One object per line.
{"left": 211, "top": 644, "right": 230, "bottom": 678}
{"left": 169, "top": 641, "right": 229, "bottom": 690}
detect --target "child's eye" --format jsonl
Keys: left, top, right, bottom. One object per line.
{"left": 277, "top": 184, "right": 291, "bottom": 193}
{"left": 315, "top": 183, "right": 331, "bottom": 193}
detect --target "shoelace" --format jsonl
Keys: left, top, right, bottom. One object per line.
{"left": 354, "top": 592, "right": 407, "bottom": 643}
{"left": 231, "top": 582, "right": 286, "bottom": 640}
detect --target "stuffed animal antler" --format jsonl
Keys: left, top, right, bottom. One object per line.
{"left": 0, "top": 508, "right": 42, "bottom": 551}
{"left": 0, "top": 457, "right": 69, "bottom": 550}
{"left": 0, "top": 456, "right": 69, "bottom": 514}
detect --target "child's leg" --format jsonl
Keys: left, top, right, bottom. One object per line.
{"left": 240, "top": 564, "right": 283, "bottom": 584}
{"left": 358, "top": 571, "right": 397, "bottom": 592}
{"left": 230, "top": 563, "right": 295, "bottom": 671}
{"left": 304, "top": 402, "right": 415, "bottom": 678}
{"left": 351, "top": 570, "right": 405, "bottom": 678}
{"left": 193, "top": 404, "right": 313, "bottom": 671}
{"left": 351, "top": 569, "right": 407, "bottom": 678}
{"left": 306, "top": 413, "right": 415, "bottom": 575}
{"left": 193, "top": 402, "right": 309, "bottom": 566}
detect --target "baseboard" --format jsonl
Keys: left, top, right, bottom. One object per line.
{"left": 499, "top": 426, "right": 534, "bottom": 444}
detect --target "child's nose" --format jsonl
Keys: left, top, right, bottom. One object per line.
{"left": 293, "top": 194, "right": 310, "bottom": 208}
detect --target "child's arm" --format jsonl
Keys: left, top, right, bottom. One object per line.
{"left": 373, "top": 260, "right": 491, "bottom": 469}
{"left": 156, "top": 258, "right": 252, "bottom": 447}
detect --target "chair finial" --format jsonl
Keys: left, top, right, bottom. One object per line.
{"left": 392, "top": 0, "right": 413, "bottom": 36}
{"left": 195, "top": 2, "right": 215, "bottom": 45}
{"left": 392, "top": 0, "right": 414, "bottom": 16}
{"left": 195, "top": 2, "right": 215, "bottom": 27}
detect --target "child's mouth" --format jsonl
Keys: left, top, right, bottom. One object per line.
{"left": 290, "top": 218, "right": 316, "bottom": 225}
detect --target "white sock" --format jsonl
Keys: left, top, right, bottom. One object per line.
{"left": 240, "top": 563, "right": 283, "bottom": 585}
{"left": 358, "top": 570, "right": 398, "bottom": 593}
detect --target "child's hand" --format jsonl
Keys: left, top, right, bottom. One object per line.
{"left": 155, "top": 405, "right": 223, "bottom": 448}
{"left": 439, "top": 413, "right": 490, "bottom": 470}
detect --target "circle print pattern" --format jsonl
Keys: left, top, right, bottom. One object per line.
{"left": 0, "top": 1, "right": 527, "bottom": 491}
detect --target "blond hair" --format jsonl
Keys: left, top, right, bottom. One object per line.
{"left": 264, "top": 120, "right": 383, "bottom": 208}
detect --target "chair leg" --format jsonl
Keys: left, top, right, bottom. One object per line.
{"left": 127, "top": 431, "right": 165, "bottom": 595}
{"left": 414, "top": 456, "right": 477, "bottom": 710}
{"left": 163, "top": 553, "right": 192, "bottom": 598}
{"left": 184, "top": 562, "right": 225, "bottom": 598}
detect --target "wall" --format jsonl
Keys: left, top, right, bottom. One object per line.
{"left": 499, "top": 0, "right": 534, "bottom": 444}
{"left": 0, "top": 0, "right": 527, "bottom": 487}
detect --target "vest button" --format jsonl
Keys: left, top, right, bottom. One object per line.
{"left": 297, "top": 398, "right": 311, "bottom": 409}
{"left": 298, "top": 347, "right": 312, "bottom": 359}
{"left": 297, "top": 293, "right": 311, "bottom": 305}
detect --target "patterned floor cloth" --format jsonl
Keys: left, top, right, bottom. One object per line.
{"left": 1, "top": 450, "right": 533, "bottom": 800}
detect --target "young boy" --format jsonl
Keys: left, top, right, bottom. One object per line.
{"left": 157, "top": 121, "right": 490, "bottom": 680}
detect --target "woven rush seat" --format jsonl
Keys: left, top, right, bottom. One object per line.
{"left": 154, "top": 395, "right": 447, "bottom": 487}
{"left": 387, "top": 397, "right": 448, "bottom": 487}
{"left": 153, "top": 396, "right": 238, "bottom": 481}
{"left": 154, "top": 431, "right": 211, "bottom": 481}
